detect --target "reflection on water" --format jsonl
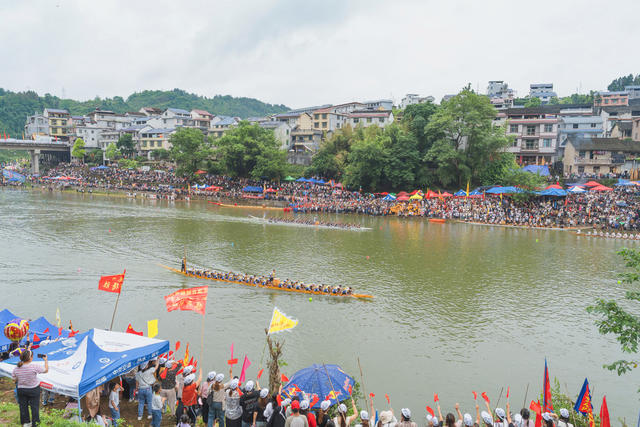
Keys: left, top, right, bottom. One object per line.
{"left": 0, "top": 190, "right": 635, "bottom": 417}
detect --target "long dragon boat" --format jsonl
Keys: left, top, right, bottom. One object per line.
{"left": 160, "top": 264, "right": 373, "bottom": 300}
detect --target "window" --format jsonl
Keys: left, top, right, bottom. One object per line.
{"left": 604, "top": 99, "right": 609, "bottom": 104}
{"left": 322, "top": 113, "right": 327, "bottom": 119}
{"left": 353, "top": 118, "right": 359, "bottom": 123}
{"left": 308, "top": 135, "right": 312, "bottom": 141}
{"left": 593, "top": 166, "right": 600, "bottom": 174}
{"left": 543, "top": 139, "right": 551, "bottom": 148}
{"left": 322, "top": 122, "right": 327, "bottom": 128}
{"left": 314, "top": 114, "right": 319, "bottom": 120}
{"left": 524, "top": 140, "right": 537, "bottom": 150}
{"left": 509, "top": 124, "right": 518, "bottom": 133}
{"left": 314, "top": 123, "right": 319, "bottom": 129}
{"left": 526, "top": 125, "right": 536, "bottom": 136}
{"left": 573, "top": 124, "right": 579, "bottom": 129}
{"left": 591, "top": 123, "right": 597, "bottom": 128}
{"left": 512, "top": 139, "right": 518, "bottom": 147}
{"left": 578, "top": 166, "right": 585, "bottom": 174}
{"left": 544, "top": 124, "right": 553, "bottom": 132}
{"left": 578, "top": 151, "right": 585, "bottom": 158}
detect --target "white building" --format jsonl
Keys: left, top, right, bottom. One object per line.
{"left": 529, "top": 83, "right": 557, "bottom": 104}
{"left": 400, "top": 94, "right": 435, "bottom": 109}
{"left": 160, "top": 108, "right": 194, "bottom": 128}
{"left": 259, "top": 121, "right": 292, "bottom": 150}
{"left": 348, "top": 110, "right": 394, "bottom": 128}
{"left": 364, "top": 99, "right": 393, "bottom": 110}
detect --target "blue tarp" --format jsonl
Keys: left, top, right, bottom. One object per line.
{"left": 537, "top": 188, "right": 568, "bottom": 196}
{"left": 521, "top": 165, "right": 550, "bottom": 176}
{"left": 2, "top": 170, "right": 26, "bottom": 183}
{"left": 382, "top": 194, "right": 396, "bottom": 201}
{"left": 0, "top": 329, "right": 169, "bottom": 398}
{"left": 242, "top": 186, "right": 263, "bottom": 193}
{"left": 296, "top": 178, "right": 310, "bottom": 182}
{"left": 568, "top": 186, "right": 587, "bottom": 193}
{"left": 615, "top": 179, "right": 637, "bottom": 187}
{"left": 486, "top": 186, "right": 523, "bottom": 194}
{"left": 454, "top": 190, "right": 467, "bottom": 196}
{"left": 281, "top": 364, "right": 355, "bottom": 407}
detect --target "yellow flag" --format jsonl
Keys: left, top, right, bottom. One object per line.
{"left": 147, "top": 319, "right": 158, "bottom": 338}
{"left": 466, "top": 180, "right": 470, "bottom": 198}
{"left": 268, "top": 307, "right": 298, "bottom": 334}
{"left": 56, "top": 307, "right": 61, "bottom": 328}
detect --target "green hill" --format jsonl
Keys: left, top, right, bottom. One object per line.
{"left": 0, "top": 88, "right": 289, "bottom": 137}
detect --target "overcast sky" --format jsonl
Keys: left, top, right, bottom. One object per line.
{"left": 2, "top": 0, "right": 639, "bottom": 109}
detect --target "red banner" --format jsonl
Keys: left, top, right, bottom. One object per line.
{"left": 164, "top": 286, "right": 208, "bottom": 315}
{"left": 98, "top": 271, "right": 125, "bottom": 294}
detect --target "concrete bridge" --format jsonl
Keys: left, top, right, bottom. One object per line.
{"left": 0, "top": 139, "right": 70, "bottom": 174}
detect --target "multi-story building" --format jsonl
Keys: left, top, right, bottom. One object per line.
{"left": 529, "top": 83, "right": 557, "bottom": 104}
{"left": 86, "top": 109, "right": 132, "bottom": 130}
{"left": 625, "top": 86, "right": 640, "bottom": 99}
{"left": 74, "top": 123, "right": 109, "bottom": 149}
{"left": 139, "top": 107, "right": 163, "bottom": 116}
{"left": 210, "top": 116, "right": 238, "bottom": 138}
{"left": 487, "top": 81, "right": 509, "bottom": 97}
{"left": 558, "top": 116, "right": 604, "bottom": 148}
{"left": 595, "top": 91, "right": 629, "bottom": 107}
{"left": 312, "top": 108, "right": 348, "bottom": 133}
{"left": 400, "top": 94, "right": 435, "bottom": 109}
{"left": 348, "top": 110, "right": 394, "bottom": 128}
{"left": 634, "top": 118, "right": 640, "bottom": 142}
{"left": 160, "top": 108, "right": 194, "bottom": 128}
{"left": 504, "top": 106, "right": 559, "bottom": 165}
{"left": 564, "top": 136, "right": 640, "bottom": 176}
{"left": 364, "top": 99, "right": 393, "bottom": 110}
{"left": 139, "top": 128, "right": 176, "bottom": 153}
{"left": 259, "top": 121, "right": 292, "bottom": 150}
{"left": 191, "top": 109, "right": 214, "bottom": 133}
{"left": 43, "top": 108, "right": 71, "bottom": 141}
{"left": 24, "top": 114, "right": 49, "bottom": 139}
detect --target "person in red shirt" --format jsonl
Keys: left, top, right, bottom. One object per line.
{"left": 181, "top": 370, "right": 202, "bottom": 425}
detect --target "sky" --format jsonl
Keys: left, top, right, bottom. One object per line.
{"left": 2, "top": 0, "right": 639, "bottom": 109}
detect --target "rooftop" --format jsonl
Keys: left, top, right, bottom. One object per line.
{"left": 166, "top": 108, "right": 191, "bottom": 115}
{"left": 568, "top": 136, "right": 640, "bottom": 152}
{"left": 192, "top": 109, "right": 213, "bottom": 116}
{"left": 141, "top": 127, "right": 176, "bottom": 135}
{"left": 45, "top": 108, "right": 69, "bottom": 114}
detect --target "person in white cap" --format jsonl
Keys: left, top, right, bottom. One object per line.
{"left": 135, "top": 360, "right": 157, "bottom": 421}
{"left": 556, "top": 409, "right": 572, "bottom": 427}
{"left": 240, "top": 380, "right": 260, "bottom": 427}
{"left": 463, "top": 413, "right": 474, "bottom": 427}
{"left": 254, "top": 388, "right": 271, "bottom": 427}
{"left": 354, "top": 410, "right": 371, "bottom": 427}
{"left": 316, "top": 400, "right": 333, "bottom": 427}
{"left": 200, "top": 371, "right": 217, "bottom": 425}
{"left": 396, "top": 408, "right": 417, "bottom": 427}
{"left": 513, "top": 414, "right": 523, "bottom": 427}
{"left": 541, "top": 413, "right": 556, "bottom": 427}
{"left": 377, "top": 410, "right": 397, "bottom": 427}
{"left": 480, "top": 411, "right": 493, "bottom": 427}
{"left": 181, "top": 370, "right": 202, "bottom": 425}
{"left": 299, "top": 399, "right": 317, "bottom": 427}
{"left": 226, "top": 378, "right": 244, "bottom": 427}
{"left": 333, "top": 400, "right": 359, "bottom": 427}
{"left": 207, "top": 373, "right": 229, "bottom": 427}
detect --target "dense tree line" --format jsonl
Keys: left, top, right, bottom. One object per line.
{"left": 0, "top": 87, "right": 289, "bottom": 137}
{"left": 607, "top": 73, "right": 640, "bottom": 91}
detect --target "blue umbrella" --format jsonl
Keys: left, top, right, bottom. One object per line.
{"left": 281, "top": 364, "right": 355, "bottom": 407}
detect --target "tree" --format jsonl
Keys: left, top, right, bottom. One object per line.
{"left": 343, "top": 135, "right": 387, "bottom": 191}
{"left": 105, "top": 142, "right": 120, "bottom": 161}
{"left": 71, "top": 138, "right": 86, "bottom": 161}
{"left": 607, "top": 74, "right": 639, "bottom": 91}
{"left": 116, "top": 134, "right": 135, "bottom": 158}
{"left": 214, "top": 121, "right": 287, "bottom": 180}
{"left": 588, "top": 248, "right": 640, "bottom": 381}
{"left": 151, "top": 148, "right": 170, "bottom": 160}
{"left": 169, "top": 128, "right": 211, "bottom": 182}
{"left": 524, "top": 97, "right": 542, "bottom": 108}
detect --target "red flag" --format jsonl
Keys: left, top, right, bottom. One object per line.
{"left": 529, "top": 400, "right": 542, "bottom": 427}
{"left": 33, "top": 333, "right": 40, "bottom": 342}
{"left": 160, "top": 368, "right": 167, "bottom": 380}
{"left": 188, "top": 356, "right": 194, "bottom": 367}
{"left": 600, "top": 396, "right": 610, "bottom": 427}
{"left": 543, "top": 359, "right": 553, "bottom": 412}
{"left": 276, "top": 395, "right": 282, "bottom": 406}
{"left": 230, "top": 342, "right": 234, "bottom": 359}
{"left": 281, "top": 373, "right": 289, "bottom": 383}
{"left": 369, "top": 392, "right": 375, "bottom": 399}
{"left": 426, "top": 406, "right": 435, "bottom": 417}
{"left": 348, "top": 384, "right": 353, "bottom": 395}
{"left": 125, "top": 323, "right": 143, "bottom": 336}
{"left": 310, "top": 395, "right": 320, "bottom": 408}
{"left": 239, "top": 355, "right": 251, "bottom": 383}
{"left": 434, "top": 393, "right": 439, "bottom": 403}
{"left": 58, "top": 327, "right": 63, "bottom": 336}
{"left": 506, "top": 387, "right": 510, "bottom": 399}
{"left": 257, "top": 369, "right": 264, "bottom": 379}
{"left": 43, "top": 328, "right": 49, "bottom": 333}
{"left": 164, "top": 286, "right": 208, "bottom": 315}
{"left": 176, "top": 368, "right": 184, "bottom": 375}
{"left": 69, "top": 329, "right": 78, "bottom": 337}
{"left": 481, "top": 392, "right": 490, "bottom": 404}
{"left": 98, "top": 271, "right": 125, "bottom": 293}
{"left": 175, "top": 341, "right": 180, "bottom": 351}
{"left": 385, "top": 394, "right": 390, "bottom": 404}
{"left": 168, "top": 350, "right": 174, "bottom": 358}
{"left": 472, "top": 391, "right": 477, "bottom": 400}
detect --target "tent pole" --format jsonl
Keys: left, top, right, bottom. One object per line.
{"left": 109, "top": 292, "right": 121, "bottom": 331}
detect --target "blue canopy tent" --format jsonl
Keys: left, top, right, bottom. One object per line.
{"left": 485, "top": 186, "right": 523, "bottom": 194}
{"left": 2, "top": 170, "right": 26, "bottom": 183}
{"left": 567, "top": 186, "right": 586, "bottom": 194}
{"left": 296, "top": 177, "right": 310, "bottom": 183}
{"left": 242, "top": 186, "right": 263, "bottom": 193}
{"left": 453, "top": 190, "right": 467, "bottom": 196}
{"left": 537, "top": 188, "right": 567, "bottom": 197}
{"left": 615, "top": 179, "right": 637, "bottom": 187}
{"left": 281, "top": 364, "right": 355, "bottom": 407}
{"left": 382, "top": 194, "right": 396, "bottom": 201}
{"left": 521, "top": 165, "right": 550, "bottom": 176}
{"left": 0, "top": 329, "right": 169, "bottom": 399}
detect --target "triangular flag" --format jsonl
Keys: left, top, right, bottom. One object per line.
{"left": 147, "top": 319, "right": 158, "bottom": 338}
{"left": 43, "top": 328, "right": 49, "bottom": 333}
{"left": 426, "top": 406, "right": 435, "bottom": 417}
{"left": 268, "top": 307, "right": 298, "bottom": 334}
{"left": 434, "top": 393, "right": 439, "bottom": 402}
{"left": 257, "top": 369, "right": 264, "bottom": 379}
{"left": 481, "top": 392, "right": 490, "bottom": 404}
{"left": 239, "top": 355, "right": 251, "bottom": 383}
{"left": 281, "top": 373, "right": 289, "bottom": 383}
{"left": 600, "top": 396, "right": 610, "bottom": 427}
{"left": 183, "top": 343, "right": 190, "bottom": 366}
{"left": 33, "top": 333, "right": 40, "bottom": 342}
{"left": 175, "top": 341, "right": 181, "bottom": 351}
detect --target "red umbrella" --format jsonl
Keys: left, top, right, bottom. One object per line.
{"left": 396, "top": 195, "right": 410, "bottom": 201}
{"left": 425, "top": 190, "right": 439, "bottom": 199}
{"left": 204, "top": 186, "right": 222, "bottom": 191}
{"left": 195, "top": 170, "right": 207, "bottom": 175}
{"left": 396, "top": 191, "right": 409, "bottom": 197}
{"left": 591, "top": 185, "right": 613, "bottom": 191}
{"left": 265, "top": 188, "right": 278, "bottom": 193}
{"left": 584, "top": 181, "right": 601, "bottom": 187}
{"left": 545, "top": 184, "right": 563, "bottom": 190}
{"left": 440, "top": 192, "right": 453, "bottom": 197}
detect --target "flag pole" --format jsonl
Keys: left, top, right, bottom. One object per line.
{"left": 109, "top": 270, "right": 125, "bottom": 331}
{"left": 200, "top": 310, "right": 205, "bottom": 366}
{"left": 357, "top": 357, "right": 371, "bottom": 415}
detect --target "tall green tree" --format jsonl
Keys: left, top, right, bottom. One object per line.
{"left": 607, "top": 74, "right": 640, "bottom": 91}
{"left": 116, "top": 133, "right": 135, "bottom": 158}
{"left": 588, "top": 248, "right": 640, "bottom": 382}
{"left": 71, "top": 138, "right": 86, "bottom": 161}
{"left": 423, "top": 88, "right": 510, "bottom": 188}
{"left": 214, "top": 121, "right": 287, "bottom": 180}
{"left": 343, "top": 135, "right": 387, "bottom": 191}
{"left": 105, "top": 142, "right": 120, "bottom": 161}
{"left": 169, "top": 128, "right": 211, "bottom": 182}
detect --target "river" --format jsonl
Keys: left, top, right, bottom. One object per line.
{"left": 0, "top": 189, "right": 636, "bottom": 420}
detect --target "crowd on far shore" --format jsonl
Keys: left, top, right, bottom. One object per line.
{"left": 3, "top": 163, "right": 640, "bottom": 233}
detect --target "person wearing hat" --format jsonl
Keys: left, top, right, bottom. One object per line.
{"left": 519, "top": 409, "right": 534, "bottom": 427}
{"left": 181, "top": 369, "right": 202, "bottom": 425}
{"left": 207, "top": 373, "right": 229, "bottom": 427}
{"left": 316, "top": 400, "right": 332, "bottom": 427}
{"left": 135, "top": 360, "right": 157, "bottom": 421}
{"left": 300, "top": 399, "right": 317, "bottom": 427}
{"left": 285, "top": 399, "right": 310, "bottom": 427}
{"left": 226, "top": 378, "right": 244, "bottom": 427}
{"left": 541, "top": 413, "right": 556, "bottom": 427}
{"left": 254, "top": 388, "right": 271, "bottom": 427}
{"left": 159, "top": 359, "right": 179, "bottom": 416}
{"left": 376, "top": 410, "right": 397, "bottom": 427}
{"left": 333, "top": 400, "right": 359, "bottom": 427}
{"left": 555, "top": 409, "right": 572, "bottom": 427}
{"left": 395, "top": 408, "right": 416, "bottom": 427}
{"left": 241, "top": 380, "right": 260, "bottom": 427}
{"left": 201, "top": 371, "right": 217, "bottom": 425}
{"left": 354, "top": 410, "right": 371, "bottom": 427}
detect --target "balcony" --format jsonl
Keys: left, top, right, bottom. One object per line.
{"left": 575, "top": 157, "right": 614, "bottom": 165}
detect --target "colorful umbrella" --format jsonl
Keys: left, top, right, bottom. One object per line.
{"left": 281, "top": 364, "right": 354, "bottom": 407}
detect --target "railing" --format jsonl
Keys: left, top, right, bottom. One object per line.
{"left": 574, "top": 157, "right": 614, "bottom": 165}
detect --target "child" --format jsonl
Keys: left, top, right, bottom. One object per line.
{"left": 151, "top": 383, "right": 166, "bottom": 427}
{"left": 108, "top": 382, "right": 121, "bottom": 424}
{"left": 177, "top": 413, "right": 192, "bottom": 427}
